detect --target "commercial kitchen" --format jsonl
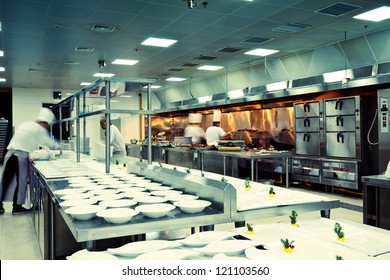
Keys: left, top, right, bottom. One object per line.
{"left": 0, "top": 0, "right": 390, "bottom": 261}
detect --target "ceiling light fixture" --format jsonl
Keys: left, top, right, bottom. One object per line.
{"left": 0, "top": 78, "right": 6, "bottom": 82}
{"left": 143, "top": 85, "right": 161, "bottom": 89}
{"left": 353, "top": 6, "right": 390, "bottom": 22}
{"left": 93, "top": 73, "right": 115, "bottom": 77}
{"left": 141, "top": 37, "right": 177, "bottom": 47}
{"left": 244, "top": 48, "right": 279, "bottom": 56}
{"left": 0, "top": 50, "right": 4, "bottom": 56}
{"left": 0, "top": 67, "right": 5, "bottom": 71}
{"left": 166, "top": 77, "right": 187, "bottom": 81}
{"left": 80, "top": 82, "right": 92, "bottom": 86}
{"left": 98, "top": 59, "right": 106, "bottom": 68}
{"left": 197, "top": 65, "right": 223, "bottom": 71}
{"left": 112, "top": 59, "right": 139, "bottom": 65}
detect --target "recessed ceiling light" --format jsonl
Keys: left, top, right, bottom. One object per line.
{"left": 0, "top": 78, "right": 7, "bottom": 82}
{"left": 166, "top": 77, "right": 187, "bottom": 81}
{"left": 197, "top": 65, "right": 224, "bottom": 71}
{"left": 112, "top": 59, "right": 139, "bottom": 65}
{"left": 143, "top": 85, "right": 161, "bottom": 89}
{"left": 0, "top": 67, "right": 5, "bottom": 71}
{"left": 353, "top": 6, "right": 390, "bottom": 22}
{"left": 141, "top": 37, "right": 177, "bottom": 47}
{"left": 244, "top": 48, "right": 279, "bottom": 56}
{"left": 0, "top": 51, "right": 4, "bottom": 56}
{"left": 93, "top": 73, "right": 115, "bottom": 77}
{"left": 119, "top": 95, "right": 133, "bottom": 98}
{"left": 80, "top": 82, "right": 92, "bottom": 86}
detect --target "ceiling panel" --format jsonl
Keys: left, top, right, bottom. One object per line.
{"left": 0, "top": 0, "right": 388, "bottom": 91}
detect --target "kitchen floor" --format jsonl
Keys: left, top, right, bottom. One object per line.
{"left": 0, "top": 183, "right": 363, "bottom": 260}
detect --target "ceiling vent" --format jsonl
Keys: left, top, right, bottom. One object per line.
{"left": 273, "top": 23, "right": 311, "bottom": 33}
{"left": 74, "top": 47, "right": 94, "bottom": 52}
{"left": 65, "top": 61, "right": 80, "bottom": 65}
{"left": 242, "top": 36, "right": 273, "bottom": 44}
{"left": 217, "top": 47, "right": 244, "bottom": 54}
{"left": 90, "top": 24, "right": 116, "bottom": 33}
{"left": 155, "top": 73, "right": 171, "bottom": 77}
{"left": 194, "top": 55, "right": 218, "bottom": 61}
{"left": 316, "top": 2, "right": 360, "bottom": 16}
{"left": 181, "top": 63, "right": 199, "bottom": 67}
{"left": 167, "top": 68, "right": 183, "bottom": 72}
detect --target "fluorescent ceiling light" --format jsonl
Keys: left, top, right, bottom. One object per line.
{"left": 141, "top": 37, "right": 177, "bottom": 47}
{"left": 0, "top": 78, "right": 6, "bottom": 82}
{"left": 166, "top": 77, "right": 187, "bottom": 81}
{"left": 266, "top": 81, "right": 287, "bottom": 91}
{"left": 119, "top": 95, "right": 133, "bottom": 98}
{"left": 323, "top": 70, "right": 353, "bottom": 83}
{"left": 93, "top": 73, "right": 115, "bottom": 77}
{"left": 66, "top": 93, "right": 73, "bottom": 96}
{"left": 110, "top": 100, "right": 118, "bottom": 103}
{"left": 80, "top": 82, "right": 92, "bottom": 86}
{"left": 0, "top": 51, "right": 3, "bottom": 56}
{"left": 244, "top": 48, "right": 279, "bottom": 56}
{"left": 227, "top": 89, "right": 245, "bottom": 99}
{"left": 353, "top": 6, "right": 390, "bottom": 22}
{"left": 0, "top": 67, "right": 5, "bottom": 71}
{"left": 143, "top": 85, "right": 161, "bottom": 89}
{"left": 197, "top": 65, "right": 224, "bottom": 71}
{"left": 198, "top": 96, "right": 212, "bottom": 103}
{"left": 112, "top": 59, "right": 139, "bottom": 65}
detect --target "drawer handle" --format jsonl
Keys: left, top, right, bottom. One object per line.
{"left": 336, "top": 116, "right": 344, "bottom": 127}
{"left": 337, "top": 132, "right": 344, "bottom": 143}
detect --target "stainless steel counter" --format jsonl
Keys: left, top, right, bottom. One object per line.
{"left": 30, "top": 155, "right": 340, "bottom": 259}
{"left": 361, "top": 174, "right": 390, "bottom": 230}
{"left": 198, "top": 150, "right": 292, "bottom": 185}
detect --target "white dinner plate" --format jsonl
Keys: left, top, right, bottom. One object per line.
{"left": 195, "top": 240, "right": 257, "bottom": 256}
{"left": 178, "top": 231, "right": 236, "bottom": 247}
{"left": 108, "top": 240, "right": 182, "bottom": 257}
{"left": 67, "top": 249, "right": 117, "bottom": 260}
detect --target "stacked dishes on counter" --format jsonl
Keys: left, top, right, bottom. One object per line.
{"left": 55, "top": 172, "right": 213, "bottom": 224}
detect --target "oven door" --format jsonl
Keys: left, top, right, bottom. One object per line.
{"left": 295, "top": 132, "right": 321, "bottom": 156}
{"left": 326, "top": 132, "right": 356, "bottom": 158}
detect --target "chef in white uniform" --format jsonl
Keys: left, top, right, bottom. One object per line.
{"left": 184, "top": 113, "right": 205, "bottom": 144}
{"left": 100, "top": 116, "right": 126, "bottom": 156}
{"left": 205, "top": 110, "right": 230, "bottom": 146}
{"left": 0, "top": 107, "right": 60, "bottom": 215}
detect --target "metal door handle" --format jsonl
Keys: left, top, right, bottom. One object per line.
{"left": 336, "top": 116, "right": 344, "bottom": 127}
{"left": 304, "top": 118, "right": 310, "bottom": 127}
{"left": 304, "top": 104, "right": 310, "bottom": 113}
{"left": 337, "top": 132, "right": 344, "bottom": 143}
{"left": 335, "top": 100, "right": 343, "bottom": 110}
{"left": 303, "top": 133, "right": 310, "bottom": 142}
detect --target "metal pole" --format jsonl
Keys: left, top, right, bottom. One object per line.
{"left": 147, "top": 83, "right": 152, "bottom": 164}
{"left": 59, "top": 105, "right": 62, "bottom": 147}
{"left": 105, "top": 81, "right": 111, "bottom": 173}
{"left": 82, "top": 89, "right": 87, "bottom": 154}
{"left": 76, "top": 95, "right": 80, "bottom": 162}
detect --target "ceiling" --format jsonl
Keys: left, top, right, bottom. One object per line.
{"left": 0, "top": 0, "right": 389, "bottom": 92}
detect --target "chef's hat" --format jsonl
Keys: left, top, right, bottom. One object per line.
{"left": 37, "top": 108, "right": 56, "bottom": 125}
{"left": 213, "top": 110, "right": 222, "bottom": 122}
{"left": 189, "top": 113, "right": 202, "bottom": 123}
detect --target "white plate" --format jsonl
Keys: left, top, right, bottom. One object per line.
{"left": 167, "top": 194, "right": 199, "bottom": 202}
{"left": 136, "top": 203, "right": 175, "bottom": 218}
{"left": 53, "top": 188, "right": 85, "bottom": 197}
{"left": 134, "top": 249, "right": 200, "bottom": 260}
{"left": 196, "top": 240, "right": 256, "bottom": 256}
{"left": 89, "top": 189, "right": 120, "bottom": 196}
{"left": 67, "top": 249, "right": 117, "bottom": 260}
{"left": 117, "top": 187, "right": 146, "bottom": 193}
{"left": 134, "top": 196, "right": 167, "bottom": 204}
{"left": 121, "top": 191, "right": 151, "bottom": 199}
{"left": 82, "top": 185, "right": 109, "bottom": 191}
{"left": 97, "top": 208, "right": 139, "bottom": 224}
{"left": 65, "top": 205, "right": 106, "bottom": 220}
{"left": 61, "top": 193, "right": 94, "bottom": 200}
{"left": 151, "top": 190, "right": 183, "bottom": 197}
{"left": 212, "top": 253, "right": 248, "bottom": 260}
{"left": 59, "top": 198, "right": 97, "bottom": 208}
{"left": 174, "top": 200, "right": 211, "bottom": 213}
{"left": 143, "top": 186, "right": 173, "bottom": 191}
{"left": 178, "top": 231, "right": 236, "bottom": 247}
{"left": 93, "top": 193, "right": 124, "bottom": 202}
{"left": 99, "top": 199, "right": 137, "bottom": 208}
{"left": 108, "top": 240, "right": 182, "bottom": 257}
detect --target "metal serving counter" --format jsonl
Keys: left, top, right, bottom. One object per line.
{"left": 198, "top": 150, "right": 292, "bottom": 185}
{"left": 30, "top": 156, "right": 340, "bottom": 259}
{"left": 361, "top": 174, "right": 390, "bottom": 230}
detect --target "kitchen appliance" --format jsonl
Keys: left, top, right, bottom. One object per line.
{"left": 294, "top": 100, "right": 324, "bottom": 156}
{"left": 377, "top": 88, "right": 390, "bottom": 174}
{"left": 0, "top": 118, "right": 9, "bottom": 162}
{"left": 217, "top": 140, "right": 245, "bottom": 151}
